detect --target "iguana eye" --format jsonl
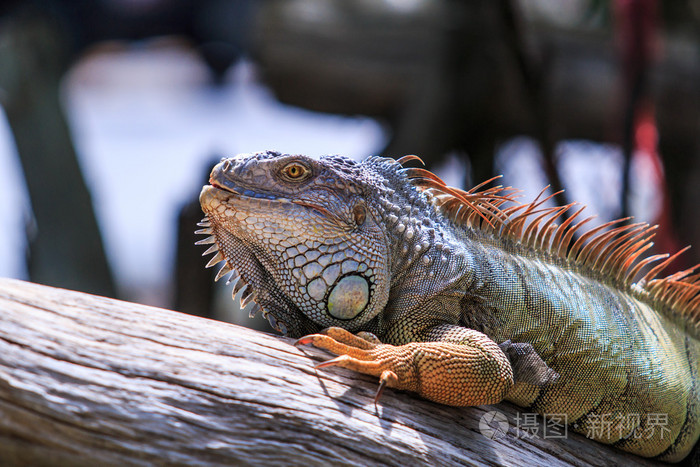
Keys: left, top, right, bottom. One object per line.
{"left": 281, "top": 162, "right": 311, "bottom": 181}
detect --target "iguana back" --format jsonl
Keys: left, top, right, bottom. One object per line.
{"left": 458, "top": 228, "right": 699, "bottom": 460}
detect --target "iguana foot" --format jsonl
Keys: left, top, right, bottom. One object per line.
{"left": 295, "top": 328, "right": 397, "bottom": 406}
{"left": 295, "top": 326, "right": 514, "bottom": 407}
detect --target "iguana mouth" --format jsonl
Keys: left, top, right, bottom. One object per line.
{"left": 207, "top": 180, "right": 343, "bottom": 226}
{"left": 208, "top": 179, "right": 290, "bottom": 202}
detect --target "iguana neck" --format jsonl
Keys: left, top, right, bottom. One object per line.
{"left": 362, "top": 160, "right": 477, "bottom": 341}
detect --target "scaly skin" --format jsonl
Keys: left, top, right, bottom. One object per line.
{"left": 198, "top": 150, "right": 699, "bottom": 462}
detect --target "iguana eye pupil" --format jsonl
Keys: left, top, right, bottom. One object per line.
{"left": 282, "top": 162, "right": 309, "bottom": 180}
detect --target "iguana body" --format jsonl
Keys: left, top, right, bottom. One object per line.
{"left": 198, "top": 151, "right": 700, "bottom": 463}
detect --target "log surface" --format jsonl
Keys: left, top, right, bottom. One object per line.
{"left": 0, "top": 278, "right": 658, "bottom": 466}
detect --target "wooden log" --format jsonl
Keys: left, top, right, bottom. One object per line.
{"left": 0, "top": 278, "right": 659, "bottom": 466}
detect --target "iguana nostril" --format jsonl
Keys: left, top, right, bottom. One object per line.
{"left": 222, "top": 160, "right": 232, "bottom": 172}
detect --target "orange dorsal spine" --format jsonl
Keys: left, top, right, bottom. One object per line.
{"left": 397, "top": 160, "right": 700, "bottom": 337}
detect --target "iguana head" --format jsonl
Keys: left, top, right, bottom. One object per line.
{"left": 198, "top": 151, "right": 392, "bottom": 337}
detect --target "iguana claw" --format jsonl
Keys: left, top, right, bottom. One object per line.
{"left": 296, "top": 330, "right": 400, "bottom": 407}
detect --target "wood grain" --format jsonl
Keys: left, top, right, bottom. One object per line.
{"left": 0, "top": 278, "right": 658, "bottom": 466}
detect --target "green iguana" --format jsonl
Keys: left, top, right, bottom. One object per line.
{"left": 197, "top": 150, "right": 699, "bottom": 463}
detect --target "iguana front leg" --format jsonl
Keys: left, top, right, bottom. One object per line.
{"left": 295, "top": 325, "right": 515, "bottom": 407}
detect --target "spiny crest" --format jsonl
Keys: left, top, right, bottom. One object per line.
{"left": 195, "top": 217, "right": 286, "bottom": 334}
{"left": 397, "top": 156, "right": 700, "bottom": 336}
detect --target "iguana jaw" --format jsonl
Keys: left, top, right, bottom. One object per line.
{"left": 196, "top": 211, "right": 321, "bottom": 337}
{"left": 198, "top": 185, "right": 306, "bottom": 336}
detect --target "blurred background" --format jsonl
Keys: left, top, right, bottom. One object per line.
{"left": 0, "top": 0, "right": 699, "bottom": 330}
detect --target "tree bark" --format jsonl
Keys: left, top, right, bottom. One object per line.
{"left": 0, "top": 278, "right": 659, "bottom": 466}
